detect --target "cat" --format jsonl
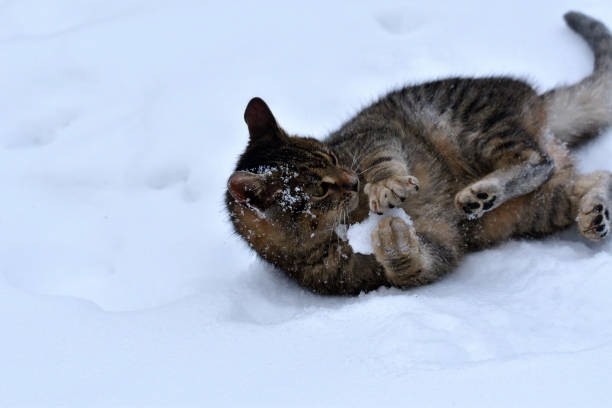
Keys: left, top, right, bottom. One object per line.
{"left": 226, "top": 11, "right": 612, "bottom": 295}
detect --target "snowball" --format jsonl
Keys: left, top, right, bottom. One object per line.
{"left": 346, "top": 208, "right": 413, "bottom": 254}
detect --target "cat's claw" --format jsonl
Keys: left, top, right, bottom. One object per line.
{"left": 577, "top": 197, "right": 610, "bottom": 241}
{"left": 364, "top": 175, "right": 419, "bottom": 214}
{"left": 455, "top": 180, "right": 501, "bottom": 219}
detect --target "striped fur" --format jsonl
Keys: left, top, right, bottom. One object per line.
{"left": 227, "top": 12, "right": 612, "bottom": 295}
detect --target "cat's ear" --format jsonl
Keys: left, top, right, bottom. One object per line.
{"left": 244, "top": 97, "right": 284, "bottom": 142}
{"left": 228, "top": 170, "right": 271, "bottom": 209}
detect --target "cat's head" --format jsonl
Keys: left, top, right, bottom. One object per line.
{"left": 226, "top": 98, "right": 360, "bottom": 257}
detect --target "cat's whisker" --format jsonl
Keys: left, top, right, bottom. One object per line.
{"left": 354, "top": 151, "right": 367, "bottom": 173}
{"left": 350, "top": 151, "right": 363, "bottom": 172}
{"left": 357, "top": 164, "right": 377, "bottom": 176}
{"left": 338, "top": 207, "right": 348, "bottom": 261}
{"left": 343, "top": 203, "right": 349, "bottom": 226}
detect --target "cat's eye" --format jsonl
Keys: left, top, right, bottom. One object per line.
{"left": 310, "top": 181, "right": 334, "bottom": 199}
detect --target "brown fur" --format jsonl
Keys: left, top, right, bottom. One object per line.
{"left": 226, "top": 12, "right": 612, "bottom": 295}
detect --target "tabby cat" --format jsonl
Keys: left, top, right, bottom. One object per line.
{"left": 226, "top": 12, "right": 612, "bottom": 295}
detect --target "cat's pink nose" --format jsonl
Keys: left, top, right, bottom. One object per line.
{"left": 338, "top": 170, "right": 359, "bottom": 192}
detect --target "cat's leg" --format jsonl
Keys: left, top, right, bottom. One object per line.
{"left": 574, "top": 171, "right": 612, "bottom": 241}
{"left": 455, "top": 128, "right": 554, "bottom": 219}
{"left": 371, "top": 215, "right": 460, "bottom": 288}
{"left": 519, "top": 169, "right": 612, "bottom": 242}
{"left": 359, "top": 138, "right": 420, "bottom": 213}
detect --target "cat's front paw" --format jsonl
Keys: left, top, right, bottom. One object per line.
{"left": 455, "top": 180, "right": 502, "bottom": 220}
{"left": 364, "top": 175, "right": 419, "bottom": 214}
{"left": 577, "top": 195, "right": 610, "bottom": 241}
{"left": 372, "top": 216, "right": 422, "bottom": 287}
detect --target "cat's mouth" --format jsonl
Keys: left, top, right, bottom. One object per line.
{"left": 345, "top": 188, "right": 360, "bottom": 212}
{"left": 337, "top": 169, "right": 360, "bottom": 212}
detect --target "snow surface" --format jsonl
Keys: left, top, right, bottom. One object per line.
{"left": 1, "top": 0, "right": 612, "bottom": 406}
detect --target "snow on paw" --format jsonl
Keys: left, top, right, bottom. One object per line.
{"left": 577, "top": 197, "right": 610, "bottom": 241}
{"left": 364, "top": 175, "right": 419, "bottom": 214}
{"left": 455, "top": 180, "right": 501, "bottom": 220}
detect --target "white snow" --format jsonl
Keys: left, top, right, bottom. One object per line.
{"left": 1, "top": 0, "right": 612, "bottom": 406}
{"left": 347, "top": 208, "right": 413, "bottom": 254}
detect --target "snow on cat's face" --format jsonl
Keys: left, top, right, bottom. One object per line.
{"left": 227, "top": 135, "right": 360, "bottom": 248}
{"left": 226, "top": 98, "right": 361, "bottom": 260}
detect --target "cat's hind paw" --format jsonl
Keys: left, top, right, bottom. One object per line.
{"left": 364, "top": 175, "right": 419, "bottom": 214}
{"left": 577, "top": 198, "right": 610, "bottom": 241}
{"left": 455, "top": 180, "right": 501, "bottom": 220}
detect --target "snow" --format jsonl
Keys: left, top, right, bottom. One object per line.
{"left": 1, "top": 0, "right": 612, "bottom": 406}
{"left": 347, "top": 208, "right": 413, "bottom": 254}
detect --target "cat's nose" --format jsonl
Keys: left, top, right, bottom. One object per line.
{"left": 338, "top": 170, "right": 359, "bottom": 192}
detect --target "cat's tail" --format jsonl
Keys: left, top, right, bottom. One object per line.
{"left": 543, "top": 11, "right": 612, "bottom": 148}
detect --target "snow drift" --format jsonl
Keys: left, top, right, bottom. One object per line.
{"left": 1, "top": 0, "right": 611, "bottom": 406}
